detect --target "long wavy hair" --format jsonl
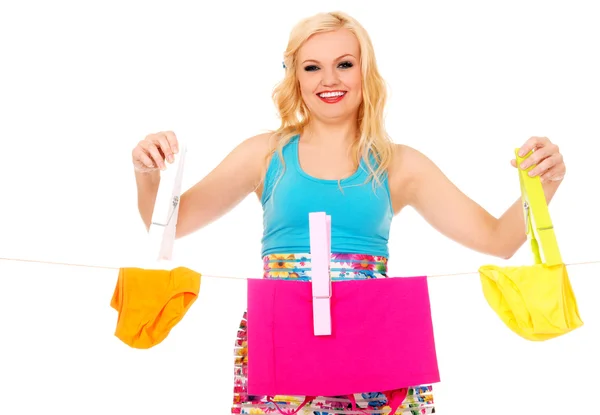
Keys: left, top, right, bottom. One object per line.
{"left": 264, "top": 11, "right": 394, "bottom": 194}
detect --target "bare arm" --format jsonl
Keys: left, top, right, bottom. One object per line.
{"left": 389, "top": 143, "right": 564, "bottom": 259}
{"left": 175, "top": 133, "right": 273, "bottom": 238}
{"left": 132, "top": 131, "right": 274, "bottom": 238}
{"left": 135, "top": 169, "right": 161, "bottom": 229}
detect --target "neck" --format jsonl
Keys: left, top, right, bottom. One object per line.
{"left": 302, "top": 119, "right": 358, "bottom": 147}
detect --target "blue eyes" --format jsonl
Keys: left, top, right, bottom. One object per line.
{"left": 304, "top": 61, "right": 354, "bottom": 72}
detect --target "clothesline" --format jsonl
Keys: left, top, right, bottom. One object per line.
{"left": 1, "top": 256, "right": 599, "bottom": 280}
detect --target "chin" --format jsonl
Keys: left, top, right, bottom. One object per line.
{"left": 324, "top": 110, "right": 354, "bottom": 120}
{"left": 309, "top": 103, "right": 360, "bottom": 121}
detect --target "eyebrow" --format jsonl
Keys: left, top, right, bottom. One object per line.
{"left": 301, "top": 54, "right": 356, "bottom": 65}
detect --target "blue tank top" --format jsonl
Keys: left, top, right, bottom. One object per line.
{"left": 261, "top": 135, "right": 394, "bottom": 257}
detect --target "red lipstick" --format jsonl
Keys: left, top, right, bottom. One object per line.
{"left": 317, "top": 90, "right": 347, "bottom": 104}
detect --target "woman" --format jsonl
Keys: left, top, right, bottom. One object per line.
{"left": 131, "top": 11, "right": 566, "bottom": 415}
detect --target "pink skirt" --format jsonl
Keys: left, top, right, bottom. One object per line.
{"left": 231, "top": 253, "right": 436, "bottom": 415}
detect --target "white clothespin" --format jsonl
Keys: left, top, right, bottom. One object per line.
{"left": 309, "top": 212, "right": 332, "bottom": 336}
{"left": 146, "top": 142, "right": 188, "bottom": 269}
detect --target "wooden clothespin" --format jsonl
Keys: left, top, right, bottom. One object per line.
{"left": 309, "top": 212, "right": 332, "bottom": 336}
{"left": 147, "top": 142, "right": 188, "bottom": 268}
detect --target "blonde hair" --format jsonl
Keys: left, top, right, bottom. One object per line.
{"left": 265, "top": 11, "right": 394, "bottom": 192}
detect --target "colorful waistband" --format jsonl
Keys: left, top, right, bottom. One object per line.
{"left": 262, "top": 253, "right": 388, "bottom": 281}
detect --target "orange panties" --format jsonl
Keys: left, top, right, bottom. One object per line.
{"left": 110, "top": 266, "right": 201, "bottom": 348}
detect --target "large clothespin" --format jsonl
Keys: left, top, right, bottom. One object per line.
{"left": 309, "top": 212, "right": 332, "bottom": 336}
{"left": 515, "top": 148, "right": 562, "bottom": 266}
{"left": 147, "top": 142, "right": 188, "bottom": 267}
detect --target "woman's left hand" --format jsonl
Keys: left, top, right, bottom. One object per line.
{"left": 511, "top": 136, "right": 566, "bottom": 183}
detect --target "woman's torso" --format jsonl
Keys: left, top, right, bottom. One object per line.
{"left": 259, "top": 134, "right": 395, "bottom": 259}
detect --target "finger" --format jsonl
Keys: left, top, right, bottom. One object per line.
{"left": 520, "top": 143, "right": 556, "bottom": 170}
{"left": 137, "top": 151, "right": 156, "bottom": 170}
{"left": 518, "top": 136, "right": 549, "bottom": 157}
{"left": 142, "top": 140, "right": 166, "bottom": 170}
{"left": 155, "top": 133, "right": 175, "bottom": 163}
{"left": 540, "top": 165, "right": 565, "bottom": 183}
{"left": 517, "top": 137, "right": 539, "bottom": 157}
{"left": 132, "top": 144, "right": 155, "bottom": 169}
{"left": 510, "top": 159, "right": 517, "bottom": 168}
{"left": 163, "top": 131, "right": 179, "bottom": 155}
{"left": 528, "top": 153, "right": 560, "bottom": 177}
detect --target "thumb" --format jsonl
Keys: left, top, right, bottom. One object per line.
{"left": 510, "top": 159, "right": 517, "bottom": 168}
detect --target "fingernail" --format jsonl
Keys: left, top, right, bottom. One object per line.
{"left": 518, "top": 149, "right": 525, "bottom": 156}
{"left": 520, "top": 162, "right": 528, "bottom": 169}
{"left": 528, "top": 170, "right": 535, "bottom": 176}
{"left": 168, "top": 155, "right": 174, "bottom": 163}
{"left": 174, "top": 147, "right": 179, "bottom": 154}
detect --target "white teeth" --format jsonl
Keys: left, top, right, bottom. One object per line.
{"left": 319, "top": 91, "right": 345, "bottom": 98}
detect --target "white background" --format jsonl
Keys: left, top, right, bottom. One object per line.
{"left": 1, "top": 0, "right": 598, "bottom": 414}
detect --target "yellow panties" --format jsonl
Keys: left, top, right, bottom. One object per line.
{"left": 110, "top": 266, "right": 201, "bottom": 348}
{"left": 479, "top": 263, "right": 582, "bottom": 341}
{"left": 478, "top": 149, "right": 583, "bottom": 341}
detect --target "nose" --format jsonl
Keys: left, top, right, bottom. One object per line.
{"left": 320, "top": 67, "right": 340, "bottom": 88}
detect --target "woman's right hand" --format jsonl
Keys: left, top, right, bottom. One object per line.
{"left": 132, "top": 131, "right": 179, "bottom": 173}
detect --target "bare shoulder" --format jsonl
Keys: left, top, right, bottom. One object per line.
{"left": 387, "top": 143, "right": 439, "bottom": 211}
{"left": 224, "top": 131, "right": 278, "bottom": 182}
{"left": 237, "top": 131, "right": 280, "bottom": 196}
{"left": 235, "top": 131, "right": 277, "bottom": 158}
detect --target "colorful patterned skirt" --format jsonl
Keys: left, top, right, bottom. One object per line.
{"left": 231, "top": 253, "right": 436, "bottom": 415}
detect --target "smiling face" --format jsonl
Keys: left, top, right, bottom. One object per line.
{"left": 296, "top": 28, "right": 363, "bottom": 123}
